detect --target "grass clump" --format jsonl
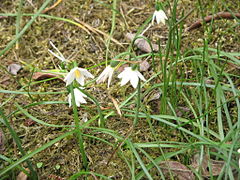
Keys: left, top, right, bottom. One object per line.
{"left": 0, "top": 0, "right": 239, "bottom": 179}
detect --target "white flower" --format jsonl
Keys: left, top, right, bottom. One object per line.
{"left": 96, "top": 65, "right": 114, "bottom": 88}
{"left": 117, "top": 67, "right": 146, "bottom": 88}
{"left": 152, "top": 10, "right": 168, "bottom": 25}
{"left": 48, "top": 41, "right": 67, "bottom": 62}
{"left": 64, "top": 67, "right": 94, "bottom": 86}
{"left": 68, "top": 88, "right": 87, "bottom": 107}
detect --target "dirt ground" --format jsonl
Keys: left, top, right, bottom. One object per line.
{"left": 0, "top": 0, "right": 239, "bottom": 179}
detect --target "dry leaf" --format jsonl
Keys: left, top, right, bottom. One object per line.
{"left": 191, "top": 154, "right": 225, "bottom": 177}
{"left": 125, "top": 33, "right": 159, "bottom": 53}
{"left": 7, "top": 64, "right": 22, "bottom": 75}
{"left": 109, "top": 95, "right": 122, "bottom": 117}
{"left": 16, "top": 169, "right": 29, "bottom": 180}
{"left": 139, "top": 60, "right": 150, "bottom": 72}
{"left": 32, "top": 72, "right": 64, "bottom": 81}
{"left": 159, "top": 161, "right": 195, "bottom": 180}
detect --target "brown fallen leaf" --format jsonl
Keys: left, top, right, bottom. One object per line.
{"left": 7, "top": 64, "right": 22, "bottom": 75}
{"left": 125, "top": 33, "right": 159, "bottom": 53}
{"left": 159, "top": 161, "right": 195, "bottom": 180}
{"left": 16, "top": 169, "right": 29, "bottom": 180}
{"left": 191, "top": 154, "right": 225, "bottom": 177}
{"left": 32, "top": 72, "right": 64, "bottom": 81}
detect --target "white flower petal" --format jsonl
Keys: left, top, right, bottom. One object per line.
{"left": 96, "top": 71, "right": 106, "bottom": 83}
{"left": 136, "top": 71, "right": 146, "bottom": 81}
{"left": 76, "top": 76, "right": 85, "bottom": 86}
{"left": 151, "top": 13, "right": 156, "bottom": 25}
{"left": 153, "top": 10, "right": 168, "bottom": 25}
{"left": 120, "top": 75, "right": 130, "bottom": 86}
{"left": 107, "top": 70, "right": 114, "bottom": 88}
{"left": 130, "top": 74, "right": 139, "bottom": 88}
{"left": 96, "top": 65, "right": 114, "bottom": 86}
{"left": 117, "top": 71, "right": 124, "bottom": 78}
{"left": 117, "top": 67, "right": 146, "bottom": 88}
{"left": 81, "top": 68, "right": 94, "bottom": 79}
{"left": 64, "top": 67, "right": 94, "bottom": 86}
{"left": 68, "top": 88, "right": 87, "bottom": 107}
{"left": 64, "top": 71, "right": 75, "bottom": 86}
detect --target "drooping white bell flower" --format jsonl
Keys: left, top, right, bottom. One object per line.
{"left": 96, "top": 65, "right": 114, "bottom": 88}
{"left": 68, "top": 88, "right": 87, "bottom": 107}
{"left": 152, "top": 9, "right": 168, "bottom": 25}
{"left": 64, "top": 67, "right": 94, "bottom": 86}
{"left": 48, "top": 41, "right": 67, "bottom": 62}
{"left": 117, "top": 67, "right": 146, "bottom": 88}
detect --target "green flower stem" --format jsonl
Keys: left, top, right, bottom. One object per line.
{"left": 78, "top": 88, "right": 105, "bottom": 127}
{"left": 16, "top": 0, "right": 24, "bottom": 49}
{"left": 105, "top": 0, "right": 117, "bottom": 64}
{"left": 133, "top": 80, "right": 141, "bottom": 126}
{"left": 70, "top": 85, "right": 88, "bottom": 169}
{"left": 0, "top": 108, "right": 38, "bottom": 179}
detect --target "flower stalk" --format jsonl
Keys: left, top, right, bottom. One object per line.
{"left": 70, "top": 84, "right": 88, "bottom": 169}
{"left": 133, "top": 80, "right": 141, "bottom": 126}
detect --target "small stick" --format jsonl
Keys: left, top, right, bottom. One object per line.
{"left": 42, "top": 0, "right": 63, "bottom": 14}
{"left": 106, "top": 126, "right": 134, "bottom": 166}
{"left": 187, "top": 12, "right": 240, "bottom": 31}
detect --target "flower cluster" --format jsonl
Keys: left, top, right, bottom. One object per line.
{"left": 49, "top": 2, "right": 168, "bottom": 109}
{"left": 49, "top": 41, "right": 147, "bottom": 108}
{"left": 96, "top": 65, "right": 146, "bottom": 89}
{"left": 48, "top": 42, "right": 94, "bottom": 108}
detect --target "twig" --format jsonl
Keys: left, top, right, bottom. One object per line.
{"left": 42, "top": 0, "right": 63, "bottom": 14}
{"left": 106, "top": 126, "right": 134, "bottom": 166}
{"left": 73, "top": 17, "right": 123, "bottom": 47}
{"left": 187, "top": 12, "right": 240, "bottom": 31}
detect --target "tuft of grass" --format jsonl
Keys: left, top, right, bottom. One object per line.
{"left": 0, "top": 0, "right": 239, "bottom": 179}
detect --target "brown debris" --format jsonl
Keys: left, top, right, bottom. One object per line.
{"left": 159, "top": 161, "right": 195, "bottom": 180}
{"left": 32, "top": 72, "right": 64, "bottom": 81}
{"left": 125, "top": 33, "right": 159, "bottom": 53}
{"left": 187, "top": 12, "right": 240, "bottom": 31}
{"left": 191, "top": 154, "right": 225, "bottom": 177}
